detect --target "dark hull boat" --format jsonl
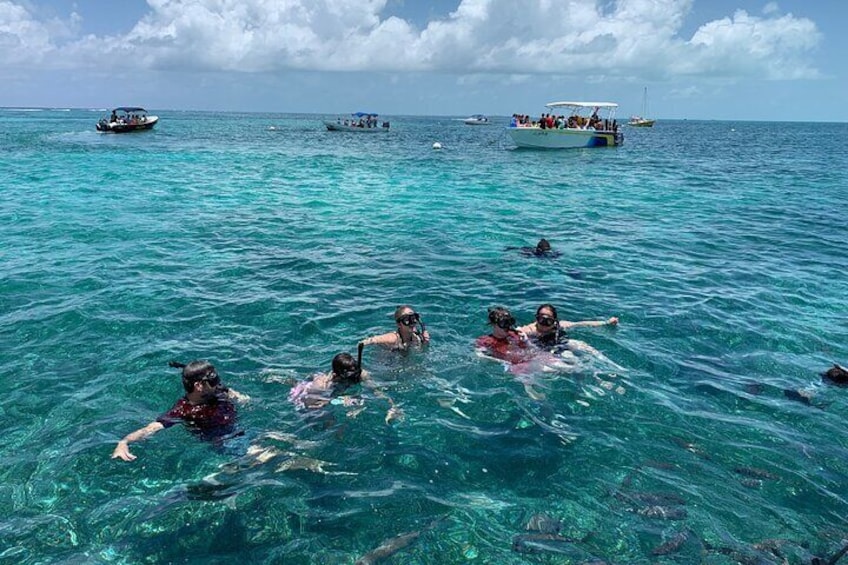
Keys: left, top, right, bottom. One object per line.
{"left": 96, "top": 107, "right": 158, "bottom": 133}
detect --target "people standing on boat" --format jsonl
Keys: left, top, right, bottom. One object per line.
{"left": 359, "top": 305, "right": 430, "bottom": 351}
{"left": 111, "top": 360, "right": 246, "bottom": 462}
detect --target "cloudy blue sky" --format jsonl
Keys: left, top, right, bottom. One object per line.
{"left": 1, "top": 0, "right": 844, "bottom": 120}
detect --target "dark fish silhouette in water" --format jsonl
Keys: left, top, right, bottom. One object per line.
{"left": 783, "top": 388, "right": 830, "bottom": 410}
{"left": 512, "top": 533, "right": 582, "bottom": 554}
{"left": 734, "top": 466, "right": 779, "bottom": 481}
{"left": 514, "top": 515, "right": 592, "bottom": 556}
{"left": 706, "top": 536, "right": 841, "bottom": 565}
{"left": 823, "top": 364, "right": 848, "bottom": 386}
{"left": 652, "top": 529, "right": 698, "bottom": 556}
{"left": 784, "top": 388, "right": 814, "bottom": 405}
{"left": 355, "top": 519, "right": 442, "bottom": 565}
{"left": 744, "top": 382, "right": 766, "bottom": 395}
{"left": 812, "top": 539, "right": 848, "bottom": 565}
{"left": 614, "top": 490, "right": 686, "bottom": 507}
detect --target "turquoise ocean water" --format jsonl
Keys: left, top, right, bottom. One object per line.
{"left": 1, "top": 108, "right": 847, "bottom": 564}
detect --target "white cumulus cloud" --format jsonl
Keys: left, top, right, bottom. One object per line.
{"left": 0, "top": 0, "right": 823, "bottom": 81}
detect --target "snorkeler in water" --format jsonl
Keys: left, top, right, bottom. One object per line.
{"left": 507, "top": 238, "right": 562, "bottom": 258}
{"left": 111, "top": 360, "right": 247, "bottom": 462}
{"left": 517, "top": 304, "right": 618, "bottom": 355}
{"left": 359, "top": 305, "right": 430, "bottom": 351}
{"left": 475, "top": 307, "right": 534, "bottom": 365}
{"left": 288, "top": 344, "right": 403, "bottom": 424}
{"left": 823, "top": 363, "right": 848, "bottom": 386}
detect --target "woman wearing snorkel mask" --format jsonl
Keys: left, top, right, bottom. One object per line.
{"left": 516, "top": 304, "right": 618, "bottom": 350}
{"left": 359, "top": 305, "right": 430, "bottom": 351}
{"left": 288, "top": 346, "right": 403, "bottom": 424}
{"left": 474, "top": 307, "right": 535, "bottom": 365}
{"left": 111, "top": 360, "right": 246, "bottom": 462}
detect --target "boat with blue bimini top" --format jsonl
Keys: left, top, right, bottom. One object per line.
{"left": 96, "top": 107, "right": 158, "bottom": 133}
{"left": 324, "top": 112, "right": 389, "bottom": 132}
{"left": 507, "top": 101, "right": 623, "bottom": 149}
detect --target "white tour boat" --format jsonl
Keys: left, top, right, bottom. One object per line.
{"left": 507, "top": 101, "right": 623, "bottom": 149}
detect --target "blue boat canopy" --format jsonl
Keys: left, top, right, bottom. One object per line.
{"left": 113, "top": 107, "right": 148, "bottom": 113}
{"left": 352, "top": 111, "right": 378, "bottom": 117}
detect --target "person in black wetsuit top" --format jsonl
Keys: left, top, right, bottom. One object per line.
{"left": 111, "top": 360, "right": 247, "bottom": 462}
{"left": 516, "top": 303, "right": 618, "bottom": 355}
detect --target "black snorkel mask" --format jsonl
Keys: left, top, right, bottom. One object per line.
{"left": 338, "top": 343, "right": 364, "bottom": 385}
{"left": 170, "top": 360, "right": 223, "bottom": 393}
{"left": 397, "top": 312, "right": 425, "bottom": 338}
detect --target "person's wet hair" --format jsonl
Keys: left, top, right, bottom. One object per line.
{"left": 394, "top": 305, "right": 413, "bottom": 320}
{"left": 488, "top": 307, "right": 516, "bottom": 330}
{"left": 822, "top": 364, "right": 848, "bottom": 386}
{"left": 535, "top": 239, "right": 552, "bottom": 254}
{"left": 170, "top": 360, "right": 220, "bottom": 393}
{"left": 332, "top": 352, "right": 361, "bottom": 386}
{"left": 535, "top": 303, "right": 558, "bottom": 321}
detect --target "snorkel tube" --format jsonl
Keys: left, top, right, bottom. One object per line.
{"left": 356, "top": 341, "right": 364, "bottom": 379}
{"left": 414, "top": 314, "right": 426, "bottom": 341}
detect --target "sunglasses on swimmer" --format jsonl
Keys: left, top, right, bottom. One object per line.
{"left": 396, "top": 313, "right": 420, "bottom": 326}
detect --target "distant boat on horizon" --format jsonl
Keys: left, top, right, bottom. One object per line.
{"left": 324, "top": 111, "right": 390, "bottom": 132}
{"left": 628, "top": 87, "right": 655, "bottom": 127}
{"left": 462, "top": 114, "right": 490, "bottom": 125}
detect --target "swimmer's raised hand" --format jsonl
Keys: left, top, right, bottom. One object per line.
{"left": 227, "top": 388, "right": 251, "bottom": 403}
{"left": 385, "top": 406, "right": 404, "bottom": 425}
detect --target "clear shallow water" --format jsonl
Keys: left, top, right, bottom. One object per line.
{"left": 1, "top": 108, "right": 847, "bottom": 564}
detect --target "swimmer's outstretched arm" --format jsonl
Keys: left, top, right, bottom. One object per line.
{"left": 560, "top": 317, "right": 618, "bottom": 330}
{"left": 111, "top": 421, "right": 165, "bottom": 462}
{"left": 225, "top": 388, "right": 250, "bottom": 403}
{"left": 359, "top": 332, "right": 397, "bottom": 347}
{"left": 515, "top": 323, "right": 536, "bottom": 337}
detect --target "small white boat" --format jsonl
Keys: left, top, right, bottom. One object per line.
{"left": 324, "top": 112, "right": 389, "bottom": 132}
{"left": 507, "top": 101, "right": 623, "bottom": 149}
{"left": 463, "top": 114, "right": 490, "bottom": 125}
{"left": 96, "top": 107, "right": 158, "bottom": 133}
{"left": 628, "top": 87, "right": 656, "bottom": 127}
